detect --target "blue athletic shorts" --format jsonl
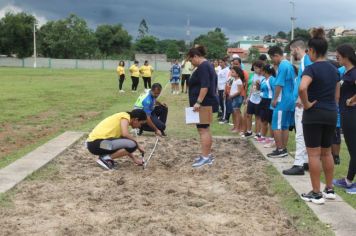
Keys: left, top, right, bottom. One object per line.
{"left": 170, "top": 77, "right": 180, "bottom": 83}
{"left": 272, "top": 110, "right": 294, "bottom": 130}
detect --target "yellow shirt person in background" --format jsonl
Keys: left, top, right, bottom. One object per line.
{"left": 139, "top": 60, "right": 154, "bottom": 90}
{"left": 86, "top": 109, "right": 147, "bottom": 170}
{"left": 116, "top": 61, "right": 126, "bottom": 93}
{"left": 129, "top": 60, "right": 140, "bottom": 91}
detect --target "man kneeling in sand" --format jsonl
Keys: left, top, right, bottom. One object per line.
{"left": 86, "top": 109, "right": 146, "bottom": 170}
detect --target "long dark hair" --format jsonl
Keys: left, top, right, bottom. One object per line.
{"left": 262, "top": 64, "right": 276, "bottom": 77}
{"left": 127, "top": 109, "right": 147, "bottom": 121}
{"left": 336, "top": 44, "right": 356, "bottom": 66}
{"left": 231, "top": 66, "right": 245, "bottom": 82}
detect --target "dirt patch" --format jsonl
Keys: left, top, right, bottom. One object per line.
{"left": 0, "top": 137, "right": 300, "bottom": 236}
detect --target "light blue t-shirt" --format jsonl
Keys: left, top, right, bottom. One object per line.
{"left": 338, "top": 66, "right": 346, "bottom": 77}
{"left": 274, "top": 60, "right": 295, "bottom": 111}
{"left": 260, "top": 77, "right": 273, "bottom": 99}
{"left": 268, "top": 76, "right": 276, "bottom": 110}
{"left": 293, "top": 54, "right": 312, "bottom": 101}
{"left": 249, "top": 74, "right": 264, "bottom": 104}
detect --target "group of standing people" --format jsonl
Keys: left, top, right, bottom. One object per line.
{"left": 116, "top": 60, "right": 154, "bottom": 92}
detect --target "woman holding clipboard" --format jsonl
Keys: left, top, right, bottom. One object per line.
{"left": 186, "top": 45, "right": 219, "bottom": 168}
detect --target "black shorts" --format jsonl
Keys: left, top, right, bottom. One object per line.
{"left": 332, "top": 127, "right": 341, "bottom": 145}
{"left": 87, "top": 138, "right": 137, "bottom": 156}
{"left": 196, "top": 124, "right": 209, "bottom": 129}
{"left": 259, "top": 98, "right": 272, "bottom": 123}
{"left": 247, "top": 101, "right": 260, "bottom": 116}
{"left": 303, "top": 124, "right": 336, "bottom": 148}
{"left": 181, "top": 74, "right": 190, "bottom": 84}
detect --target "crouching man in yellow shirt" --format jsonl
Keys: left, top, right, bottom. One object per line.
{"left": 86, "top": 109, "right": 147, "bottom": 170}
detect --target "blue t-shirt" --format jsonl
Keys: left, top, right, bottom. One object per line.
{"left": 188, "top": 61, "right": 219, "bottom": 111}
{"left": 260, "top": 77, "right": 273, "bottom": 99}
{"left": 269, "top": 76, "right": 276, "bottom": 110}
{"left": 302, "top": 61, "right": 339, "bottom": 111}
{"left": 274, "top": 60, "right": 295, "bottom": 111}
{"left": 339, "top": 67, "right": 356, "bottom": 113}
{"left": 293, "top": 55, "right": 312, "bottom": 101}
{"left": 338, "top": 66, "right": 346, "bottom": 77}
{"left": 134, "top": 92, "right": 155, "bottom": 116}
{"left": 171, "top": 64, "right": 181, "bottom": 78}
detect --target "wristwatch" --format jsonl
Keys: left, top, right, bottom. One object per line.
{"left": 196, "top": 100, "right": 202, "bottom": 105}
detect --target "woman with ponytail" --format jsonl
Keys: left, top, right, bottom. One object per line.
{"left": 299, "top": 28, "right": 340, "bottom": 204}
{"left": 333, "top": 44, "right": 356, "bottom": 194}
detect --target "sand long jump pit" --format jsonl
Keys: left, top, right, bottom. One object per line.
{"left": 0, "top": 137, "right": 300, "bottom": 235}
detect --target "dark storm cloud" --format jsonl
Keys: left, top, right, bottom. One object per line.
{"left": 2, "top": 0, "right": 356, "bottom": 41}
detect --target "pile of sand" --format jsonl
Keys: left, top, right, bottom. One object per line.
{"left": 0, "top": 137, "right": 299, "bottom": 235}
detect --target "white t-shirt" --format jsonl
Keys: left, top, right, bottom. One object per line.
{"left": 230, "top": 78, "right": 243, "bottom": 96}
{"left": 217, "top": 67, "right": 230, "bottom": 90}
{"left": 249, "top": 74, "right": 264, "bottom": 104}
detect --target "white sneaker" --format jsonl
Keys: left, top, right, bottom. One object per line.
{"left": 119, "top": 90, "right": 125, "bottom": 93}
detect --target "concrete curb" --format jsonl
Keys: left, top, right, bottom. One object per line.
{"left": 0, "top": 131, "right": 86, "bottom": 193}
{"left": 250, "top": 138, "right": 356, "bottom": 236}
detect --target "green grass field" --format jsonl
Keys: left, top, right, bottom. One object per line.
{"left": 1, "top": 66, "right": 351, "bottom": 235}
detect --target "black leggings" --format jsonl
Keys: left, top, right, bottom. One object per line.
{"left": 131, "top": 76, "right": 139, "bottom": 91}
{"left": 87, "top": 138, "right": 137, "bottom": 156}
{"left": 118, "top": 74, "right": 125, "bottom": 90}
{"left": 143, "top": 77, "right": 151, "bottom": 89}
{"left": 341, "top": 110, "right": 356, "bottom": 181}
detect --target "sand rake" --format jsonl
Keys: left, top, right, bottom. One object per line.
{"left": 142, "top": 137, "right": 159, "bottom": 170}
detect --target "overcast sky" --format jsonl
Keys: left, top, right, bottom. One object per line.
{"left": 1, "top": 0, "right": 355, "bottom": 42}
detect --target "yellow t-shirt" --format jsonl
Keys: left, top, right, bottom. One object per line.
{"left": 117, "top": 66, "right": 125, "bottom": 76}
{"left": 129, "top": 65, "right": 140, "bottom": 77}
{"left": 87, "top": 112, "right": 130, "bottom": 141}
{"left": 139, "top": 65, "right": 153, "bottom": 77}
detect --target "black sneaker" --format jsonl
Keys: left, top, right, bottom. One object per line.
{"left": 138, "top": 128, "right": 143, "bottom": 136}
{"left": 323, "top": 187, "right": 336, "bottom": 200}
{"left": 333, "top": 155, "right": 340, "bottom": 165}
{"left": 303, "top": 163, "right": 309, "bottom": 171}
{"left": 161, "top": 130, "right": 167, "bottom": 136}
{"left": 96, "top": 156, "right": 115, "bottom": 170}
{"left": 282, "top": 165, "right": 304, "bottom": 175}
{"left": 301, "top": 191, "right": 325, "bottom": 204}
{"left": 244, "top": 131, "right": 253, "bottom": 138}
{"left": 267, "top": 149, "right": 288, "bottom": 158}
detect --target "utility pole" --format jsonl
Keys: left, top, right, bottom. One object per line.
{"left": 290, "top": 1, "right": 296, "bottom": 63}
{"left": 186, "top": 15, "right": 191, "bottom": 48}
{"left": 33, "top": 22, "right": 37, "bottom": 68}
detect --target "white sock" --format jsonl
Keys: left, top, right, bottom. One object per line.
{"left": 102, "top": 155, "right": 112, "bottom": 160}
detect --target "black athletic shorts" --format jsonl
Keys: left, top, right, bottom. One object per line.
{"left": 181, "top": 74, "right": 190, "bottom": 84}
{"left": 247, "top": 101, "right": 260, "bottom": 116}
{"left": 259, "top": 98, "right": 272, "bottom": 123}
{"left": 87, "top": 138, "right": 137, "bottom": 156}
{"left": 303, "top": 124, "right": 336, "bottom": 148}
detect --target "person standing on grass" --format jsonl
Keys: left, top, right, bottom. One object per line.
{"left": 243, "top": 60, "right": 264, "bottom": 138}
{"left": 333, "top": 44, "right": 356, "bottom": 194}
{"left": 299, "top": 28, "right": 340, "bottom": 204}
{"left": 129, "top": 61, "right": 140, "bottom": 92}
{"left": 217, "top": 58, "right": 230, "bottom": 122}
{"left": 116, "top": 61, "right": 126, "bottom": 93}
{"left": 229, "top": 66, "right": 245, "bottom": 133}
{"left": 231, "top": 57, "right": 249, "bottom": 133}
{"left": 258, "top": 64, "right": 276, "bottom": 144}
{"left": 181, "top": 59, "right": 193, "bottom": 93}
{"left": 170, "top": 59, "right": 181, "bottom": 94}
{"left": 140, "top": 60, "right": 154, "bottom": 91}
{"left": 267, "top": 46, "right": 295, "bottom": 158}
{"left": 134, "top": 83, "right": 168, "bottom": 137}
{"left": 283, "top": 39, "right": 312, "bottom": 176}
{"left": 86, "top": 109, "right": 146, "bottom": 170}
{"left": 187, "top": 45, "right": 219, "bottom": 168}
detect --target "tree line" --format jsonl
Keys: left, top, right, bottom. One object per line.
{"left": 0, "top": 12, "right": 355, "bottom": 60}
